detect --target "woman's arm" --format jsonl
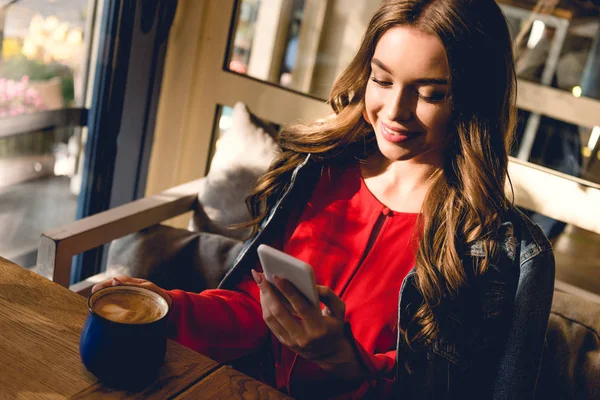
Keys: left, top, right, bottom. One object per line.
{"left": 91, "top": 273, "right": 269, "bottom": 364}
{"left": 492, "top": 249, "right": 555, "bottom": 399}
{"left": 167, "top": 273, "right": 268, "bottom": 363}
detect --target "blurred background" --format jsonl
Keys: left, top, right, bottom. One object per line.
{"left": 0, "top": 0, "right": 90, "bottom": 268}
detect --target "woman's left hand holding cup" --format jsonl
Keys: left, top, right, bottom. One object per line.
{"left": 92, "top": 275, "right": 173, "bottom": 309}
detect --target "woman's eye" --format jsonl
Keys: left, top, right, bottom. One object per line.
{"left": 418, "top": 91, "right": 447, "bottom": 102}
{"left": 370, "top": 77, "right": 392, "bottom": 87}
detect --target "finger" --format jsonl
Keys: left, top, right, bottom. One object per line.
{"left": 263, "top": 296, "right": 302, "bottom": 347}
{"left": 254, "top": 272, "right": 297, "bottom": 316}
{"left": 260, "top": 303, "right": 292, "bottom": 346}
{"left": 273, "top": 276, "right": 321, "bottom": 325}
{"left": 91, "top": 279, "right": 115, "bottom": 293}
{"left": 317, "top": 285, "right": 346, "bottom": 320}
{"left": 91, "top": 276, "right": 132, "bottom": 293}
{"left": 113, "top": 276, "right": 147, "bottom": 284}
{"left": 253, "top": 270, "right": 303, "bottom": 335}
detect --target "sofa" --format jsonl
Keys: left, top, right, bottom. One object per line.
{"left": 106, "top": 102, "right": 600, "bottom": 399}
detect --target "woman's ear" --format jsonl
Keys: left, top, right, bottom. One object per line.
{"left": 362, "top": 110, "right": 371, "bottom": 124}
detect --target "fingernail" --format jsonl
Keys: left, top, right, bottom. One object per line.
{"left": 112, "top": 278, "right": 123, "bottom": 285}
{"left": 251, "top": 269, "right": 263, "bottom": 284}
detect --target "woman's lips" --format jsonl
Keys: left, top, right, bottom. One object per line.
{"left": 380, "top": 122, "right": 420, "bottom": 143}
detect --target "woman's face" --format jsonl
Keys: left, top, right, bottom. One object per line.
{"left": 364, "top": 26, "right": 453, "bottom": 168}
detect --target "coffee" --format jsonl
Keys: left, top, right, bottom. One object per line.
{"left": 92, "top": 288, "right": 168, "bottom": 324}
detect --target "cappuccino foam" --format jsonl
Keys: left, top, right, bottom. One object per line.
{"left": 93, "top": 289, "right": 167, "bottom": 324}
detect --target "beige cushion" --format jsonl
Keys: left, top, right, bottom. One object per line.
{"left": 536, "top": 290, "right": 600, "bottom": 399}
{"left": 189, "top": 102, "right": 280, "bottom": 239}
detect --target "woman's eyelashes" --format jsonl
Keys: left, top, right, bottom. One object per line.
{"left": 370, "top": 76, "right": 392, "bottom": 87}
{"left": 418, "top": 91, "right": 448, "bottom": 103}
{"left": 370, "top": 76, "right": 448, "bottom": 103}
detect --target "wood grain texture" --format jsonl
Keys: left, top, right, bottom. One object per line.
{"left": 174, "top": 366, "right": 292, "bottom": 400}
{"left": 0, "top": 257, "right": 219, "bottom": 399}
{"left": 71, "top": 341, "right": 220, "bottom": 399}
{"left": 517, "top": 79, "right": 600, "bottom": 129}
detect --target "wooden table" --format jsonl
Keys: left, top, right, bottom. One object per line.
{"left": 0, "top": 257, "right": 290, "bottom": 399}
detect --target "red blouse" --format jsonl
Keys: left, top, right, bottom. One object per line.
{"left": 167, "top": 162, "right": 419, "bottom": 398}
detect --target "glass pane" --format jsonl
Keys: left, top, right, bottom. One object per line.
{"left": 227, "top": 0, "right": 383, "bottom": 100}
{"left": 501, "top": 1, "right": 600, "bottom": 99}
{"left": 511, "top": 111, "right": 600, "bottom": 181}
{"left": 501, "top": 1, "right": 600, "bottom": 184}
{"left": 0, "top": 0, "right": 96, "bottom": 270}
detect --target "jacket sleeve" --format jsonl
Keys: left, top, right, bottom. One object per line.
{"left": 492, "top": 249, "right": 555, "bottom": 400}
{"left": 166, "top": 273, "right": 268, "bottom": 364}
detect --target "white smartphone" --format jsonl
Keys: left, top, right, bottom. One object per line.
{"left": 256, "top": 244, "right": 319, "bottom": 306}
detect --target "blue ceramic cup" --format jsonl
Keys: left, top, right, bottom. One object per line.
{"left": 79, "top": 285, "right": 170, "bottom": 390}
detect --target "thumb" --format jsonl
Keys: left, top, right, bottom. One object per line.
{"left": 317, "top": 285, "right": 345, "bottom": 320}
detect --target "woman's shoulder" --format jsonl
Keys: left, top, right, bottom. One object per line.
{"left": 505, "top": 206, "right": 554, "bottom": 262}
{"left": 467, "top": 206, "right": 553, "bottom": 268}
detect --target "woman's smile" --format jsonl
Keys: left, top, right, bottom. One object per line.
{"left": 380, "top": 121, "right": 422, "bottom": 143}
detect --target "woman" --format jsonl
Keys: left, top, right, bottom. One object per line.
{"left": 94, "top": 0, "right": 555, "bottom": 398}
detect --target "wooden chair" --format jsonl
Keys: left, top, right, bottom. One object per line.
{"left": 37, "top": 178, "right": 204, "bottom": 297}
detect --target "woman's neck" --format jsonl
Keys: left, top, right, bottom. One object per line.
{"left": 359, "top": 153, "right": 441, "bottom": 213}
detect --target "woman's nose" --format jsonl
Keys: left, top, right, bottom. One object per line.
{"left": 387, "top": 90, "right": 414, "bottom": 122}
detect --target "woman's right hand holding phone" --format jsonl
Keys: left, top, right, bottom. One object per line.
{"left": 251, "top": 270, "right": 366, "bottom": 379}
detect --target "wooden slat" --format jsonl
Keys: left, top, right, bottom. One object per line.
{"left": 37, "top": 178, "right": 204, "bottom": 288}
{"left": 0, "top": 257, "right": 219, "bottom": 399}
{"left": 213, "top": 70, "right": 331, "bottom": 126}
{"left": 508, "top": 157, "right": 600, "bottom": 235}
{"left": 516, "top": 79, "right": 600, "bottom": 129}
{"left": 174, "top": 365, "right": 292, "bottom": 400}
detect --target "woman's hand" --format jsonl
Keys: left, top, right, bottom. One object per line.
{"left": 91, "top": 276, "right": 173, "bottom": 309}
{"left": 251, "top": 269, "right": 366, "bottom": 379}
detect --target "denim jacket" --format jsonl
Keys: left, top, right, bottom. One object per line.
{"left": 217, "top": 154, "right": 556, "bottom": 399}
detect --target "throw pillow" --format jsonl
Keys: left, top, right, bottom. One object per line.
{"left": 190, "top": 102, "right": 281, "bottom": 239}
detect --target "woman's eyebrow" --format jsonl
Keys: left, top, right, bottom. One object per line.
{"left": 371, "top": 58, "right": 392, "bottom": 74}
{"left": 371, "top": 58, "right": 450, "bottom": 85}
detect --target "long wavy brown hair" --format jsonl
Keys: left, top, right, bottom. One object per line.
{"left": 245, "top": 0, "right": 517, "bottom": 348}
